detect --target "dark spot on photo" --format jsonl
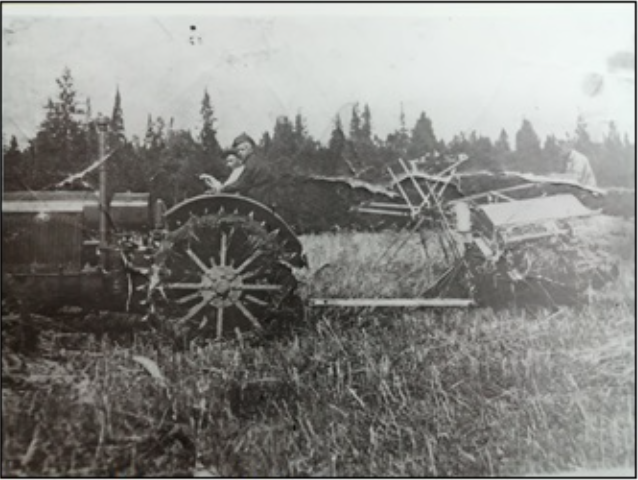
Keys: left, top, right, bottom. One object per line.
{"left": 607, "top": 50, "right": 634, "bottom": 72}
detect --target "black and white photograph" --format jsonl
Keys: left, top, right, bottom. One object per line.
{"left": 2, "top": 3, "right": 635, "bottom": 476}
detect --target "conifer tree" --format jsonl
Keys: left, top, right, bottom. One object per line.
{"left": 361, "top": 104, "right": 372, "bottom": 141}
{"left": 110, "top": 87, "right": 125, "bottom": 146}
{"left": 199, "top": 89, "right": 220, "bottom": 156}
{"left": 260, "top": 131, "right": 272, "bottom": 155}
{"left": 407, "top": 111, "right": 437, "bottom": 158}
{"left": 386, "top": 104, "right": 410, "bottom": 160}
{"left": 3, "top": 135, "right": 24, "bottom": 191}
{"left": 268, "top": 116, "right": 296, "bottom": 163}
{"left": 515, "top": 119, "right": 541, "bottom": 154}
{"left": 329, "top": 115, "right": 346, "bottom": 154}
{"left": 495, "top": 129, "right": 511, "bottom": 153}
{"left": 294, "top": 112, "right": 307, "bottom": 147}
{"left": 325, "top": 114, "right": 347, "bottom": 175}
{"left": 198, "top": 89, "right": 224, "bottom": 178}
{"left": 349, "top": 103, "right": 361, "bottom": 139}
{"left": 144, "top": 114, "right": 155, "bottom": 148}
{"left": 32, "top": 67, "right": 89, "bottom": 187}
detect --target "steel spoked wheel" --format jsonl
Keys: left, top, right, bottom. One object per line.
{"left": 150, "top": 212, "right": 301, "bottom": 340}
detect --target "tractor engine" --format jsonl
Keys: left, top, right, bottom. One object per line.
{"left": 2, "top": 191, "right": 152, "bottom": 313}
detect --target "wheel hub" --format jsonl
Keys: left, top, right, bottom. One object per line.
{"left": 199, "top": 265, "right": 244, "bottom": 307}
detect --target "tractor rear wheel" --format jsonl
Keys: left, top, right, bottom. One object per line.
{"left": 149, "top": 210, "right": 303, "bottom": 341}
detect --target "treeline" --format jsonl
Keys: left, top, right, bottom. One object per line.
{"left": 3, "top": 67, "right": 636, "bottom": 209}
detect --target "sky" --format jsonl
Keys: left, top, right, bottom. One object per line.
{"left": 2, "top": 4, "right": 635, "bottom": 149}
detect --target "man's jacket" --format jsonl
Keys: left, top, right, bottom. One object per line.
{"left": 221, "top": 152, "right": 274, "bottom": 204}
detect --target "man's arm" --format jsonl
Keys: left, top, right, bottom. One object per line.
{"left": 221, "top": 159, "right": 272, "bottom": 195}
{"left": 220, "top": 162, "right": 255, "bottom": 194}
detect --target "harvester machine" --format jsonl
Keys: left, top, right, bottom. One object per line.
{"left": 348, "top": 156, "right": 619, "bottom": 310}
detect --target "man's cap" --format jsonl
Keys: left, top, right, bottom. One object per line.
{"left": 221, "top": 148, "right": 238, "bottom": 158}
{"left": 232, "top": 133, "right": 256, "bottom": 148}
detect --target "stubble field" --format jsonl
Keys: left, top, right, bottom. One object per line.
{"left": 2, "top": 216, "right": 635, "bottom": 477}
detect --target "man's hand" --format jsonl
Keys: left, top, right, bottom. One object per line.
{"left": 199, "top": 174, "right": 222, "bottom": 192}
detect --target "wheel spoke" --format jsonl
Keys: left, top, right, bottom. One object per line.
{"left": 237, "top": 284, "right": 282, "bottom": 292}
{"left": 165, "top": 282, "right": 202, "bottom": 290}
{"left": 176, "top": 291, "right": 202, "bottom": 304}
{"left": 220, "top": 232, "right": 228, "bottom": 267}
{"left": 216, "top": 307, "right": 224, "bottom": 339}
{"left": 186, "top": 248, "right": 210, "bottom": 274}
{"left": 236, "top": 250, "right": 263, "bottom": 274}
{"left": 244, "top": 294, "right": 268, "bottom": 307}
{"left": 199, "top": 315, "right": 210, "bottom": 330}
{"left": 176, "top": 294, "right": 212, "bottom": 326}
{"left": 234, "top": 299, "right": 262, "bottom": 330}
{"left": 239, "top": 268, "right": 263, "bottom": 282}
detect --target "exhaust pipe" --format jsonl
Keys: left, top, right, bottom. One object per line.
{"left": 96, "top": 114, "right": 110, "bottom": 270}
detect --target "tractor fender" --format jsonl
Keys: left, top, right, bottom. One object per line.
{"left": 164, "top": 194, "right": 306, "bottom": 268}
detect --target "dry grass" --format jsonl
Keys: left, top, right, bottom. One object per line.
{"left": 299, "top": 229, "right": 454, "bottom": 299}
{"left": 2, "top": 216, "right": 635, "bottom": 476}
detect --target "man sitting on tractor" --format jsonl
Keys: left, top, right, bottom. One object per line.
{"left": 200, "top": 148, "right": 245, "bottom": 193}
{"left": 222, "top": 133, "right": 272, "bottom": 197}
{"left": 207, "top": 133, "right": 275, "bottom": 206}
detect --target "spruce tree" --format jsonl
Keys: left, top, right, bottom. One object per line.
{"left": 386, "top": 104, "right": 410, "bottom": 160}
{"left": 294, "top": 112, "right": 307, "bottom": 148}
{"left": 153, "top": 129, "right": 202, "bottom": 205}
{"left": 110, "top": 87, "right": 125, "bottom": 146}
{"left": 495, "top": 129, "right": 511, "bottom": 153}
{"left": 3, "top": 135, "right": 24, "bottom": 191}
{"left": 397, "top": 104, "right": 410, "bottom": 154}
{"left": 32, "top": 67, "right": 89, "bottom": 187}
{"left": 407, "top": 111, "right": 437, "bottom": 158}
{"left": 514, "top": 118, "right": 542, "bottom": 172}
{"left": 199, "top": 89, "right": 223, "bottom": 178}
{"left": 199, "top": 89, "right": 220, "bottom": 156}
{"left": 329, "top": 115, "right": 346, "bottom": 154}
{"left": 155, "top": 117, "right": 166, "bottom": 148}
{"left": 515, "top": 119, "right": 541, "bottom": 153}
{"left": 144, "top": 114, "right": 155, "bottom": 148}
{"left": 107, "top": 87, "right": 150, "bottom": 194}
{"left": 465, "top": 132, "right": 498, "bottom": 171}
{"left": 260, "top": 131, "right": 272, "bottom": 155}
{"left": 269, "top": 116, "right": 296, "bottom": 163}
{"left": 326, "top": 115, "right": 347, "bottom": 175}
{"left": 349, "top": 103, "right": 361, "bottom": 140}
{"left": 361, "top": 104, "right": 372, "bottom": 141}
